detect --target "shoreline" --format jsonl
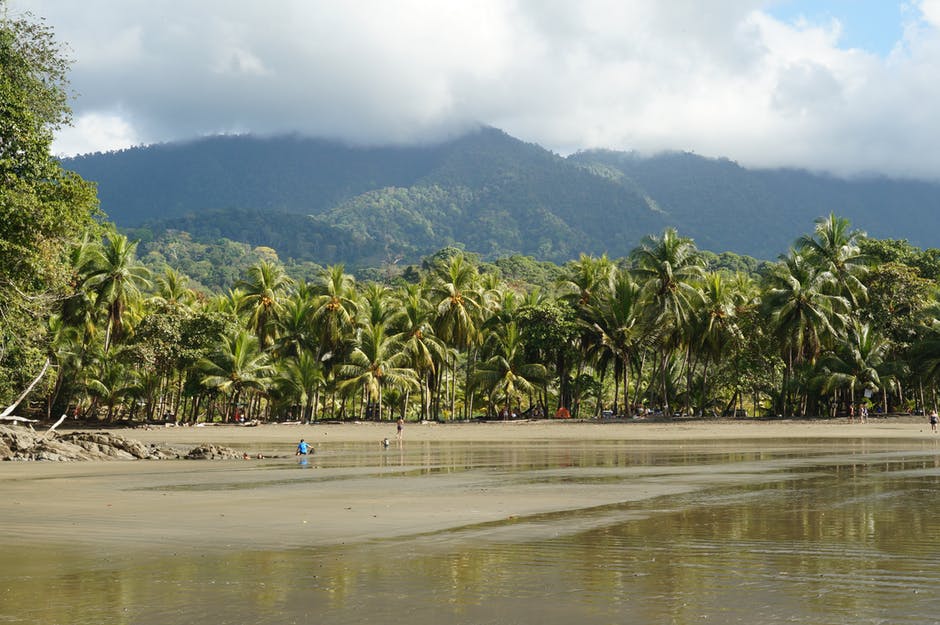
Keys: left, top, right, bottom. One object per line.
{"left": 83, "top": 416, "right": 940, "bottom": 447}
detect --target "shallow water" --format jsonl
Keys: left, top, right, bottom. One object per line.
{"left": 3, "top": 439, "right": 940, "bottom": 624}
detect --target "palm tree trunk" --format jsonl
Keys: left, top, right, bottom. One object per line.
{"left": 612, "top": 362, "right": 619, "bottom": 415}
{"left": 632, "top": 350, "right": 647, "bottom": 411}
{"left": 919, "top": 378, "right": 925, "bottom": 414}
{"left": 682, "top": 343, "right": 693, "bottom": 416}
{"left": 660, "top": 346, "right": 670, "bottom": 416}
{"left": 699, "top": 357, "right": 710, "bottom": 417}
{"left": 623, "top": 355, "right": 632, "bottom": 418}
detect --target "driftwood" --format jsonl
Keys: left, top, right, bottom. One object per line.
{"left": 0, "top": 358, "right": 50, "bottom": 421}
{"left": 45, "top": 413, "right": 67, "bottom": 436}
{"left": 0, "top": 415, "right": 37, "bottom": 424}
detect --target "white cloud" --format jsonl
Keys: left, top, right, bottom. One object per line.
{"left": 921, "top": 0, "right": 940, "bottom": 27}
{"left": 11, "top": 0, "right": 940, "bottom": 178}
{"left": 53, "top": 112, "right": 141, "bottom": 156}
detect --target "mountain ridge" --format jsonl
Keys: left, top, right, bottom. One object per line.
{"left": 63, "top": 128, "right": 940, "bottom": 266}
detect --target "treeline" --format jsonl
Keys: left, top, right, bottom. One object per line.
{"left": 29, "top": 215, "right": 940, "bottom": 423}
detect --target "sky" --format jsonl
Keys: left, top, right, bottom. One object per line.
{"left": 9, "top": 0, "right": 940, "bottom": 180}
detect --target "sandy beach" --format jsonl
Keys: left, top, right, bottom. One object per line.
{"left": 2, "top": 418, "right": 938, "bottom": 557}
{"left": 97, "top": 415, "right": 939, "bottom": 446}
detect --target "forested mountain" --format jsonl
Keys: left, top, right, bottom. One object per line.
{"left": 64, "top": 128, "right": 940, "bottom": 266}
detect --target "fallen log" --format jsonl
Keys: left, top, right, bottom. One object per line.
{"left": 0, "top": 359, "right": 50, "bottom": 419}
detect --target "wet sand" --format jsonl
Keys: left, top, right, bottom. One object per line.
{"left": 2, "top": 419, "right": 937, "bottom": 556}
{"left": 99, "top": 416, "right": 938, "bottom": 445}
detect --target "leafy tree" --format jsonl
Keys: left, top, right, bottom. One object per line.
{"left": 0, "top": 5, "right": 99, "bottom": 401}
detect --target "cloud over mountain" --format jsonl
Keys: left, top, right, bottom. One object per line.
{"left": 13, "top": 0, "right": 940, "bottom": 179}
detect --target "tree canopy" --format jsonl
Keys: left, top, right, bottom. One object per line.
{"left": 0, "top": 4, "right": 99, "bottom": 402}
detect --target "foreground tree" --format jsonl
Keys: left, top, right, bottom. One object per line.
{"left": 0, "top": 5, "right": 99, "bottom": 402}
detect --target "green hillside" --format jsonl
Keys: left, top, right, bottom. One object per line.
{"left": 64, "top": 128, "right": 940, "bottom": 266}
{"left": 570, "top": 150, "right": 940, "bottom": 256}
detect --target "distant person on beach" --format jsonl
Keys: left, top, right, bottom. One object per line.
{"left": 930, "top": 410, "right": 938, "bottom": 433}
{"left": 296, "top": 439, "right": 309, "bottom": 455}
{"left": 396, "top": 418, "right": 404, "bottom": 441}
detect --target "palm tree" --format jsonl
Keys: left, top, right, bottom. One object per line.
{"left": 274, "top": 350, "right": 325, "bottom": 422}
{"left": 558, "top": 254, "right": 614, "bottom": 308}
{"left": 764, "top": 251, "right": 850, "bottom": 415}
{"left": 274, "top": 293, "right": 317, "bottom": 359}
{"left": 153, "top": 267, "right": 197, "bottom": 308}
{"left": 84, "top": 353, "right": 137, "bottom": 421}
{"left": 472, "top": 321, "right": 548, "bottom": 415}
{"left": 391, "top": 284, "right": 446, "bottom": 420}
{"left": 690, "top": 271, "right": 744, "bottom": 414}
{"left": 631, "top": 228, "right": 705, "bottom": 415}
{"left": 816, "top": 321, "right": 888, "bottom": 411}
{"left": 199, "top": 329, "right": 272, "bottom": 421}
{"left": 206, "top": 287, "right": 250, "bottom": 318}
{"left": 85, "top": 232, "right": 152, "bottom": 351}
{"left": 430, "top": 253, "right": 481, "bottom": 350}
{"left": 360, "top": 282, "right": 394, "bottom": 327}
{"left": 237, "top": 261, "right": 293, "bottom": 348}
{"left": 796, "top": 213, "right": 868, "bottom": 306}
{"left": 584, "top": 268, "right": 645, "bottom": 417}
{"left": 336, "top": 321, "right": 418, "bottom": 420}
{"left": 310, "top": 265, "right": 359, "bottom": 364}
{"left": 429, "top": 254, "right": 482, "bottom": 419}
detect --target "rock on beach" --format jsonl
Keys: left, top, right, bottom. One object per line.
{"left": 0, "top": 425, "right": 238, "bottom": 461}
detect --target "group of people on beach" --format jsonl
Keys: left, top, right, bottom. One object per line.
{"left": 383, "top": 418, "right": 405, "bottom": 448}
{"left": 847, "top": 404, "right": 869, "bottom": 423}
{"left": 294, "top": 418, "right": 406, "bottom": 455}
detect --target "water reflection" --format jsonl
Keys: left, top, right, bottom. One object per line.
{"left": 2, "top": 442, "right": 940, "bottom": 624}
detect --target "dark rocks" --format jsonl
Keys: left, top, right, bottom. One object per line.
{"left": 0, "top": 424, "right": 232, "bottom": 462}
{"left": 184, "top": 444, "right": 241, "bottom": 460}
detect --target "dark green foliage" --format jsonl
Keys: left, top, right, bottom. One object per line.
{"left": 570, "top": 150, "right": 940, "bottom": 259}
{"left": 485, "top": 255, "right": 565, "bottom": 289}
{"left": 0, "top": 6, "right": 99, "bottom": 403}
{"left": 64, "top": 128, "right": 664, "bottom": 267}
{"left": 66, "top": 129, "right": 940, "bottom": 271}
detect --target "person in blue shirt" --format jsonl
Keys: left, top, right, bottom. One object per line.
{"left": 296, "top": 439, "right": 309, "bottom": 455}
